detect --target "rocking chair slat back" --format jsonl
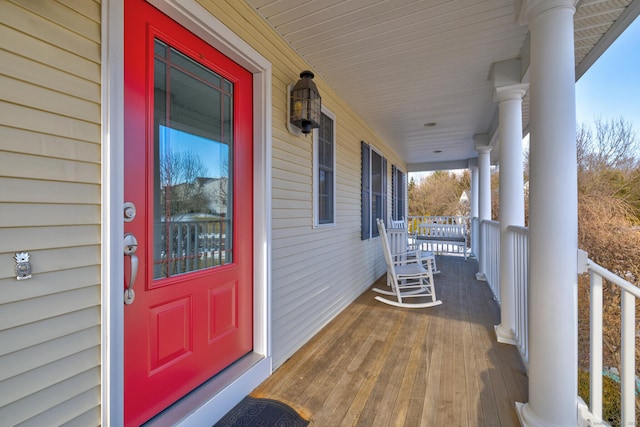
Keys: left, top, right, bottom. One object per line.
{"left": 374, "top": 219, "right": 442, "bottom": 309}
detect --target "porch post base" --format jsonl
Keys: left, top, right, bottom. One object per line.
{"left": 475, "top": 272, "right": 487, "bottom": 281}
{"left": 495, "top": 324, "right": 517, "bottom": 345}
{"left": 577, "top": 396, "right": 600, "bottom": 427}
{"left": 515, "top": 402, "right": 551, "bottom": 427}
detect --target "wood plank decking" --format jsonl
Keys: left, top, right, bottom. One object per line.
{"left": 252, "top": 256, "right": 528, "bottom": 426}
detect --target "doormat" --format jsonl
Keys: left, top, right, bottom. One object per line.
{"left": 213, "top": 396, "right": 309, "bottom": 427}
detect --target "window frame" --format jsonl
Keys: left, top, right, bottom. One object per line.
{"left": 361, "top": 141, "right": 387, "bottom": 239}
{"left": 313, "top": 106, "right": 337, "bottom": 228}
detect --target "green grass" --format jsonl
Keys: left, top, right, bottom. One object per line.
{"left": 578, "top": 369, "right": 622, "bottom": 426}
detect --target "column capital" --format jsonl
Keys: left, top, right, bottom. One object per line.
{"left": 517, "top": 0, "right": 577, "bottom": 25}
{"left": 474, "top": 134, "right": 492, "bottom": 152}
{"left": 468, "top": 158, "right": 478, "bottom": 170}
{"left": 491, "top": 59, "right": 529, "bottom": 102}
{"left": 494, "top": 83, "right": 529, "bottom": 103}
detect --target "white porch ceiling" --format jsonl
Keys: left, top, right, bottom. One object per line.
{"left": 246, "top": 0, "right": 640, "bottom": 171}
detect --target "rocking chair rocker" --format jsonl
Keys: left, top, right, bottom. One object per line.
{"left": 373, "top": 219, "right": 442, "bottom": 308}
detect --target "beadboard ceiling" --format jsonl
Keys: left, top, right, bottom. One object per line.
{"left": 246, "top": 0, "right": 639, "bottom": 171}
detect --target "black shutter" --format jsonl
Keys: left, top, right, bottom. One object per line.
{"left": 400, "top": 169, "right": 406, "bottom": 220}
{"left": 381, "top": 157, "right": 387, "bottom": 233}
{"left": 392, "top": 165, "right": 397, "bottom": 221}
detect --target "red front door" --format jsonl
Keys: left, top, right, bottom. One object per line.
{"left": 123, "top": 1, "right": 253, "bottom": 424}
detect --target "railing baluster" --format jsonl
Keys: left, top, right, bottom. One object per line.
{"left": 218, "top": 218, "right": 223, "bottom": 265}
{"left": 186, "top": 223, "right": 192, "bottom": 271}
{"left": 177, "top": 224, "right": 183, "bottom": 274}
{"left": 621, "top": 290, "right": 636, "bottom": 426}
{"left": 196, "top": 223, "right": 202, "bottom": 269}
{"left": 589, "top": 272, "right": 603, "bottom": 421}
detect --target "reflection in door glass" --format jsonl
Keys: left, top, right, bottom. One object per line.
{"left": 153, "top": 39, "right": 234, "bottom": 279}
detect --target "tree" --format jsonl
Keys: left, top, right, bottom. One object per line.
{"left": 408, "top": 170, "right": 470, "bottom": 216}
{"left": 160, "top": 149, "right": 208, "bottom": 218}
{"left": 574, "top": 117, "right": 640, "bottom": 422}
{"left": 576, "top": 117, "right": 640, "bottom": 271}
{"left": 577, "top": 117, "right": 639, "bottom": 172}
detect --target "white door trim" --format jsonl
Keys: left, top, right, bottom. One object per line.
{"left": 101, "top": 1, "right": 125, "bottom": 425}
{"left": 101, "top": 0, "right": 272, "bottom": 424}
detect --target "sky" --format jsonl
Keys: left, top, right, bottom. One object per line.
{"left": 410, "top": 15, "right": 640, "bottom": 183}
{"left": 160, "top": 125, "right": 229, "bottom": 181}
{"left": 576, "top": 15, "right": 640, "bottom": 130}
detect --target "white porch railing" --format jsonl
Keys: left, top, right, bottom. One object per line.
{"left": 578, "top": 250, "right": 639, "bottom": 426}
{"left": 471, "top": 216, "right": 479, "bottom": 258}
{"left": 480, "top": 220, "right": 500, "bottom": 303}
{"left": 476, "top": 217, "right": 638, "bottom": 425}
{"left": 509, "top": 226, "right": 529, "bottom": 368}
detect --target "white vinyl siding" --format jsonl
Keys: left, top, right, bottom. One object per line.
{"left": 0, "top": 1, "right": 101, "bottom": 425}
{"left": 197, "top": 2, "right": 406, "bottom": 368}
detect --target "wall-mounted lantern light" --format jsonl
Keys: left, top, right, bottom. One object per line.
{"left": 289, "top": 70, "right": 321, "bottom": 135}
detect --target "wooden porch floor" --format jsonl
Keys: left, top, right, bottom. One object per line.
{"left": 251, "top": 256, "right": 528, "bottom": 426}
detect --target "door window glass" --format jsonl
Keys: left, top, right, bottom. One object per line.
{"left": 153, "top": 39, "right": 234, "bottom": 279}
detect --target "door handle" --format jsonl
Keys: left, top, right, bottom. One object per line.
{"left": 124, "top": 233, "right": 138, "bottom": 305}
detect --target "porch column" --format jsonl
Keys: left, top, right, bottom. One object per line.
{"left": 469, "top": 158, "right": 479, "bottom": 257}
{"left": 517, "top": 1, "right": 579, "bottom": 426}
{"left": 492, "top": 61, "right": 529, "bottom": 345}
{"left": 474, "top": 136, "right": 492, "bottom": 281}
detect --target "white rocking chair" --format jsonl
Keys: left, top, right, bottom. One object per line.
{"left": 389, "top": 217, "right": 406, "bottom": 229}
{"left": 374, "top": 219, "right": 442, "bottom": 308}
{"left": 387, "top": 219, "right": 439, "bottom": 274}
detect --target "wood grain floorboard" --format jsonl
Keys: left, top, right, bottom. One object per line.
{"left": 251, "top": 256, "right": 528, "bottom": 426}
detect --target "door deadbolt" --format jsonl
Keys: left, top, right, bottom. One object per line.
{"left": 124, "top": 202, "right": 136, "bottom": 222}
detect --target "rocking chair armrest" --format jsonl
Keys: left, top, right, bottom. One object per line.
{"left": 391, "top": 252, "right": 422, "bottom": 266}
{"left": 391, "top": 250, "right": 419, "bottom": 259}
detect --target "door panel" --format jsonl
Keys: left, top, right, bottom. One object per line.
{"left": 124, "top": 1, "right": 253, "bottom": 425}
{"left": 148, "top": 297, "right": 192, "bottom": 374}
